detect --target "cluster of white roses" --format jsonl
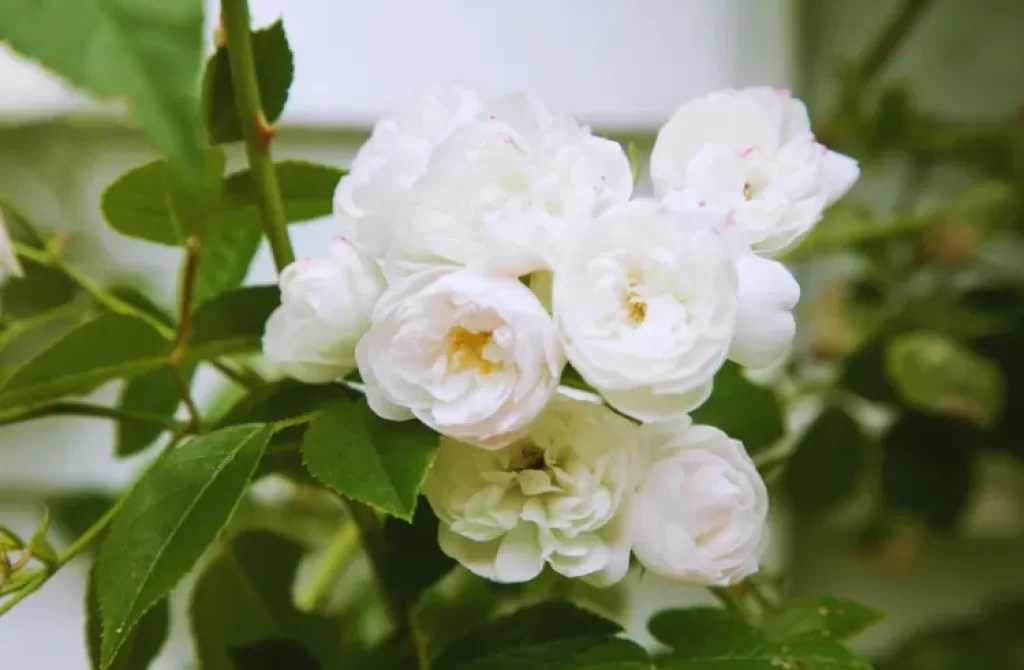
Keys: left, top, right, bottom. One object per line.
{"left": 263, "top": 85, "right": 859, "bottom": 586}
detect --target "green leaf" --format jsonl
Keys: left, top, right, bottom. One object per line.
{"left": 783, "top": 407, "right": 867, "bottom": 520}
{"left": 382, "top": 502, "right": 456, "bottom": 606}
{"left": 98, "top": 424, "right": 271, "bottom": 669}
{"left": 193, "top": 215, "right": 263, "bottom": 305}
{"left": 115, "top": 367, "right": 181, "bottom": 457}
{"left": 301, "top": 398, "right": 439, "bottom": 520}
{"left": 100, "top": 149, "right": 226, "bottom": 246}
{"left": 0, "top": 257, "right": 78, "bottom": 319}
{"left": 652, "top": 607, "right": 871, "bottom": 670}
{"left": 48, "top": 493, "right": 115, "bottom": 543}
{"left": 763, "top": 596, "right": 884, "bottom": 643}
{"left": 440, "top": 636, "right": 650, "bottom": 670}
{"left": 0, "top": 0, "right": 205, "bottom": 177}
{"left": 690, "top": 362, "right": 784, "bottom": 454}
{"left": 189, "top": 285, "right": 279, "bottom": 361}
{"left": 0, "top": 314, "right": 169, "bottom": 409}
{"left": 223, "top": 161, "right": 346, "bottom": 223}
{"left": 86, "top": 566, "right": 169, "bottom": 670}
{"left": 191, "top": 531, "right": 339, "bottom": 670}
{"left": 229, "top": 640, "right": 321, "bottom": 670}
{"left": 434, "top": 601, "right": 622, "bottom": 670}
{"left": 886, "top": 331, "right": 1004, "bottom": 426}
{"left": 203, "top": 19, "right": 294, "bottom": 144}
{"left": 880, "top": 412, "right": 977, "bottom": 532}
{"left": 841, "top": 337, "right": 902, "bottom": 406}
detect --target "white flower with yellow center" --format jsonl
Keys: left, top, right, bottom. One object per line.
{"left": 652, "top": 86, "right": 860, "bottom": 256}
{"left": 553, "top": 199, "right": 738, "bottom": 421}
{"left": 356, "top": 267, "right": 563, "bottom": 446}
{"left": 425, "top": 398, "right": 638, "bottom": 585}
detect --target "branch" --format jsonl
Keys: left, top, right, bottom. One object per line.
{"left": 220, "top": 0, "right": 294, "bottom": 272}
{"left": 0, "top": 400, "right": 186, "bottom": 430}
{"left": 857, "top": 0, "right": 935, "bottom": 86}
{"left": 170, "top": 236, "right": 203, "bottom": 431}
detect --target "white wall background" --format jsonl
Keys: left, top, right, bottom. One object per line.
{"left": 0, "top": 2, "right": 795, "bottom": 667}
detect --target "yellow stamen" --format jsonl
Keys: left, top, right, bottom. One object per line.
{"left": 447, "top": 327, "right": 495, "bottom": 375}
{"left": 743, "top": 182, "right": 753, "bottom": 201}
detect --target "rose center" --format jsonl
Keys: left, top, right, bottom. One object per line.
{"left": 510, "top": 443, "right": 547, "bottom": 472}
{"left": 626, "top": 279, "right": 647, "bottom": 325}
{"left": 447, "top": 327, "right": 496, "bottom": 375}
{"left": 743, "top": 182, "right": 753, "bottom": 201}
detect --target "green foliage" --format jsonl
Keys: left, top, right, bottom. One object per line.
{"left": 191, "top": 531, "right": 340, "bottom": 670}
{"left": 115, "top": 367, "right": 181, "bottom": 457}
{"left": 0, "top": 0, "right": 206, "bottom": 178}
{"left": 100, "top": 149, "right": 227, "bottom": 247}
{"left": 652, "top": 605, "right": 872, "bottom": 669}
{"left": 382, "top": 502, "right": 456, "bottom": 606}
{"left": 0, "top": 314, "right": 169, "bottom": 409}
{"left": 0, "top": 257, "right": 78, "bottom": 319}
{"left": 203, "top": 19, "right": 294, "bottom": 144}
{"left": 783, "top": 407, "right": 868, "bottom": 520}
{"left": 690, "top": 362, "right": 785, "bottom": 454}
{"left": 97, "top": 424, "right": 270, "bottom": 669}
{"left": 762, "top": 596, "right": 884, "bottom": 643}
{"left": 189, "top": 285, "right": 279, "bottom": 361}
{"left": 880, "top": 412, "right": 978, "bottom": 532}
{"left": 433, "top": 601, "right": 648, "bottom": 670}
{"left": 301, "top": 398, "right": 439, "bottom": 520}
{"left": 86, "top": 566, "right": 169, "bottom": 670}
{"left": 223, "top": 161, "right": 347, "bottom": 223}
{"left": 886, "top": 331, "right": 1004, "bottom": 426}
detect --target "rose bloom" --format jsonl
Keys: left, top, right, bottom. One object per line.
{"left": 262, "top": 239, "right": 384, "bottom": 383}
{"left": 553, "top": 199, "right": 737, "bottom": 421}
{"left": 730, "top": 253, "right": 800, "bottom": 372}
{"left": 425, "top": 397, "right": 639, "bottom": 585}
{"left": 356, "top": 267, "right": 563, "bottom": 446}
{"left": 653, "top": 86, "right": 860, "bottom": 256}
{"left": 630, "top": 418, "right": 768, "bottom": 586}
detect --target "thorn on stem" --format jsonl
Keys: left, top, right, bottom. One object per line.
{"left": 255, "top": 111, "right": 277, "bottom": 149}
{"left": 214, "top": 14, "right": 226, "bottom": 49}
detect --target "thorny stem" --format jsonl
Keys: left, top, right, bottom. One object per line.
{"left": 220, "top": 0, "right": 294, "bottom": 272}
{"left": 171, "top": 237, "right": 203, "bottom": 431}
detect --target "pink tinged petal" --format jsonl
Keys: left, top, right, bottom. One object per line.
{"left": 821, "top": 150, "right": 860, "bottom": 205}
{"left": 494, "top": 523, "right": 545, "bottom": 583}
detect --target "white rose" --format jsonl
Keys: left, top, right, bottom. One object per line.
{"left": 631, "top": 418, "right": 768, "bottom": 586}
{"left": 425, "top": 397, "right": 638, "bottom": 585}
{"left": 553, "top": 199, "right": 738, "bottom": 422}
{"left": 356, "top": 267, "right": 563, "bottom": 446}
{"left": 0, "top": 209, "right": 24, "bottom": 281}
{"left": 262, "top": 239, "right": 385, "bottom": 383}
{"left": 383, "top": 93, "right": 632, "bottom": 279}
{"left": 730, "top": 254, "right": 800, "bottom": 372}
{"left": 334, "top": 85, "right": 483, "bottom": 259}
{"left": 652, "top": 86, "right": 860, "bottom": 256}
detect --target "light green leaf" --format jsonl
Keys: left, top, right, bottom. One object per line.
{"left": 203, "top": 19, "right": 294, "bottom": 144}
{"left": 434, "top": 602, "right": 622, "bottom": 669}
{"left": 193, "top": 215, "right": 263, "bottom": 305}
{"left": 115, "top": 367, "right": 182, "bottom": 457}
{"left": 691, "top": 362, "right": 784, "bottom": 454}
{"left": 301, "top": 399, "right": 438, "bottom": 520}
{"left": 223, "top": 161, "right": 346, "bottom": 222}
{"left": 86, "top": 566, "right": 169, "bottom": 670}
{"left": 0, "top": 314, "right": 169, "bottom": 409}
{"left": 886, "top": 331, "right": 1004, "bottom": 426}
{"left": 98, "top": 424, "right": 271, "bottom": 669}
{"left": 189, "top": 285, "right": 279, "bottom": 361}
{"left": 191, "top": 531, "right": 340, "bottom": 670}
{"left": 100, "top": 149, "right": 226, "bottom": 246}
{"left": 783, "top": 407, "right": 867, "bottom": 521}
{"left": 763, "top": 596, "right": 884, "bottom": 643}
{"left": 652, "top": 607, "right": 871, "bottom": 670}
{"left": 0, "top": 0, "right": 205, "bottom": 177}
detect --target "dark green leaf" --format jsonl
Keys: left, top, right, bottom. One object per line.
{"left": 98, "top": 424, "right": 271, "bottom": 669}
{"left": 194, "top": 216, "right": 263, "bottom": 305}
{"left": 886, "top": 331, "right": 1004, "bottom": 426}
{"left": 223, "top": 161, "right": 346, "bottom": 223}
{"left": 116, "top": 367, "right": 181, "bottom": 457}
{"left": 841, "top": 337, "right": 902, "bottom": 406}
{"left": 690, "top": 362, "right": 784, "bottom": 454}
{"left": 100, "top": 149, "right": 227, "bottom": 246}
{"left": 48, "top": 493, "right": 115, "bottom": 543}
{"left": 382, "top": 501, "right": 455, "bottom": 606}
{"left": 762, "top": 596, "right": 884, "bottom": 643}
{"left": 783, "top": 407, "right": 868, "bottom": 520}
{"left": 444, "top": 636, "right": 649, "bottom": 670}
{"left": 0, "top": 314, "right": 169, "bottom": 409}
{"left": 189, "top": 285, "right": 279, "bottom": 361}
{"left": 653, "top": 607, "right": 871, "bottom": 670}
{"left": 0, "top": 257, "right": 78, "bottom": 319}
{"left": 0, "top": 0, "right": 205, "bottom": 177}
{"left": 203, "top": 20, "right": 294, "bottom": 144}
{"left": 191, "top": 531, "right": 339, "bottom": 670}
{"left": 880, "top": 412, "right": 978, "bottom": 532}
{"left": 434, "top": 601, "right": 621, "bottom": 669}
{"left": 301, "top": 398, "right": 438, "bottom": 520}
{"left": 229, "top": 639, "right": 321, "bottom": 670}
{"left": 86, "top": 566, "right": 169, "bottom": 670}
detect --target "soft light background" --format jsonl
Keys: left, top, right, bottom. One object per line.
{"left": 2, "top": 0, "right": 1023, "bottom": 667}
